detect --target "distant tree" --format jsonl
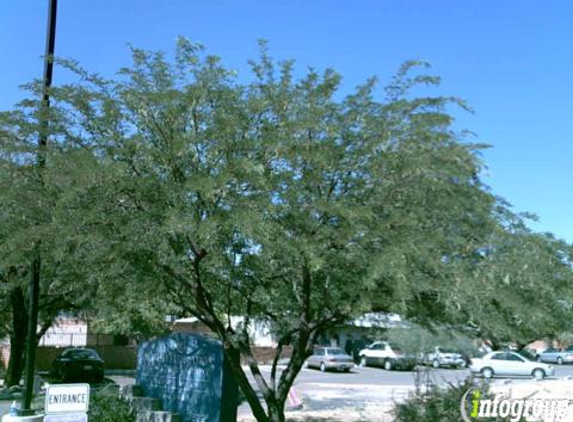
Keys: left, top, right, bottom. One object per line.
{"left": 33, "top": 39, "right": 509, "bottom": 422}
{"left": 554, "top": 332, "right": 573, "bottom": 348}
{"left": 457, "top": 211, "right": 573, "bottom": 349}
{"left": 387, "top": 325, "right": 477, "bottom": 357}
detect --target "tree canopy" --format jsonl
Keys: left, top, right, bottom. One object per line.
{"left": 1, "top": 39, "right": 572, "bottom": 422}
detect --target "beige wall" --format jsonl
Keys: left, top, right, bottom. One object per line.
{"left": 1, "top": 333, "right": 288, "bottom": 373}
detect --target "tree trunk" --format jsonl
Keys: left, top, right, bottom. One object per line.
{"left": 223, "top": 344, "right": 271, "bottom": 422}
{"left": 267, "top": 400, "right": 286, "bottom": 422}
{"left": 221, "top": 341, "right": 304, "bottom": 422}
{"left": 489, "top": 338, "right": 502, "bottom": 351}
{"left": 5, "top": 287, "right": 28, "bottom": 387}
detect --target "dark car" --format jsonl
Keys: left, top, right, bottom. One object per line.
{"left": 51, "top": 347, "right": 105, "bottom": 383}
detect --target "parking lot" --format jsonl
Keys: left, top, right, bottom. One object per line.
{"left": 238, "top": 364, "right": 573, "bottom": 421}
{"left": 278, "top": 362, "right": 573, "bottom": 388}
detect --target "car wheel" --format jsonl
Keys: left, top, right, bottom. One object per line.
{"left": 481, "top": 367, "right": 493, "bottom": 379}
{"left": 360, "top": 356, "right": 368, "bottom": 367}
{"left": 532, "top": 368, "right": 545, "bottom": 380}
{"left": 384, "top": 359, "right": 393, "bottom": 371}
{"left": 557, "top": 357, "right": 564, "bottom": 365}
{"left": 432, "top": 359, "right": 440, "bottom": 369}
{"left": 457, "top": 361, "right": 467, "bottom": 369}
{"left": 320, "top": 362, "right": 326, "bottom": 372}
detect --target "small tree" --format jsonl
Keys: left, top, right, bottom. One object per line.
{"left": 0, "top": 98, "right": 102, "bottom": 385}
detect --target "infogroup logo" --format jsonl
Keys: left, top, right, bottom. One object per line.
{"left": 460, "top": 387, "right": 571, "bottom": 422}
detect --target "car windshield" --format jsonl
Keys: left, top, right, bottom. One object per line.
{"left": 327, "top": 348, "right": 346, "bottom": 355}
{"left": 64, "top": 349, "right": 99, "bottom": 360}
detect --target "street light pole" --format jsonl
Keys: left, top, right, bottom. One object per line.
{"left": 19, "top": 0, "right": 58, "bottom": 415}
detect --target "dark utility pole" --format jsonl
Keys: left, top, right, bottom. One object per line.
{"left": 19, "top": 0, "right": 58, "bottom": 415}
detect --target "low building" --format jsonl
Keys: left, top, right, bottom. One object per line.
{"left": 172, "top": 316, "right": 276, "bottom": 347}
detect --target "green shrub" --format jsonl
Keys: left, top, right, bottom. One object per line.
{"left": 393, "top": 378, "right": 526, "bottom": 422}
{"left": 88, "top": 389, "right": 135, "bottom": 422}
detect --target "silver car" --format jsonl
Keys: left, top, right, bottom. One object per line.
{"left": 538, "top": 347, "right": 573, "bottom": 365}
{"left": 470, "top": 351, "right": 554, "bottom": 380}
{"left": 306, "top": 347, "right": 355, "bottom": 372}
{"left": 425, "top": 346, "right": 467, "bottom": 368}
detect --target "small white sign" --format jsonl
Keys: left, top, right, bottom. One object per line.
{"left": 44, "top": 413, "right": 88, "bottom": 422}
{"left": 45, "top": 384, "right": 90, "bottom": 414}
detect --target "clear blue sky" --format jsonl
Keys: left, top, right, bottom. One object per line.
{"left": 2, "top": 1, "right": 572, "bottom": 242}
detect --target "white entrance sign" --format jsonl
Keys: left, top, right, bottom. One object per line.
{"left": 45, "top": 384, "right": 90, "bottom": 414}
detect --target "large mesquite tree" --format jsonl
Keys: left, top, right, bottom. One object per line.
{"left": 23, "top": 39, "right": 507, "bottom": 422}
{"left": 13, "top": 39, "right": 572, "bottom": 422}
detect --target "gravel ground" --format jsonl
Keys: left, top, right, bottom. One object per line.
{"left": 238, "top": 404, "right": 395, "bottom": 422}
{"left": 237, "top": 383, "right": 411, "bottom": 422}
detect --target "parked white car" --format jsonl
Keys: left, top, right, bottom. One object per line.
{"left": 470, "top": 351, "right": 554, "bottom": 380}
{"left": 358, "top": 341, "right": 417, "bottom": 370}
{"left": 425, "top": 347, "right": 466, "bottom": 369}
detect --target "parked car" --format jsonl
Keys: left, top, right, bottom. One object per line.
{"left": 306, "top": 347, "right": 354, "bottom": 372}
{"left": 469, "top": 351, "right": 554, "bottom": 380}
{"left": 50, "top": 347, "right": 105, "bottom": 382}
{"left": 358, "top": 341, "right": 417, "bottom": 370}
{"left": 425, "top": 347, "right": 467, "bottom": 369}
{"left": 537, "top": 346, "right": 573, "bottom": 365}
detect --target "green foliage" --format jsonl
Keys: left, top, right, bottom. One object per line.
{"left": 30, "top": 40, "right": 502, "bottom": 422}
{"left": 35, "top": 39, "right": 502, "bottom": 337}
{"left": 2, "top": 38, "right": 573, "bottom": 422}
{"left": 555, "top": 331, "right": 573, "bottom": 346}
{"left": 458, "top": 219, "right": 573, "bottom": 345}
{"left": 387, "top": 325, "right": 478, "bottom": 356}
{"left": 393, "top": 379, "right": 525, "bottom": 422}
{"left": 88, "top": 390, "right": 135, "bottom": 422}
{"left": 0, "top": 94, "right": 106, "bottom": 320}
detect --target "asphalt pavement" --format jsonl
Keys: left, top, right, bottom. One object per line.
{"left": 287, "top": 362, "right": 573, "bottom": 386}
{"left": 237, "top": 363, "right": 573, "bottom": 417}
{"left": 290, "top": 364, "right": 468, "bottom": 386}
